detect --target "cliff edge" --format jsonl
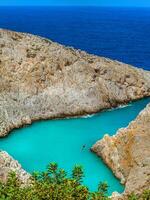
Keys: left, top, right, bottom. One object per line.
{"left": 92, "top": 103, "right": 150, "bottom": 196}
{"left": 0, "top": 29, "right": 150, "bottom": 137}
{"left": 0, "top": 151, "right": 30, "bottom": 185}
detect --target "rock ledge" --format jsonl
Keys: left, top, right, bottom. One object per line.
{"left": 0, "top": 151, "right": 30, "bottom": 185}
{"left": 92, "top": 103, "right": 150, "bottom": 196}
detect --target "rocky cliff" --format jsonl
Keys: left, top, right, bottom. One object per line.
{"left": 0, "top": 151, "right": 30, "bottom": 185}
{"left": 0, "top": 29, "right": 150, "bottom": 137}
{"left": 92, "top": 103, "right": 150, "bottom": 196}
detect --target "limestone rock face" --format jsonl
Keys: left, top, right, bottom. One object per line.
{"left": 92, "top": 103, "right": 150, "bottom": 195}
{"left": 0, "top": 151, "right": 30, "bottom": 185}
{"left": 0, "top": 29, "right": 150, "bottom": 137}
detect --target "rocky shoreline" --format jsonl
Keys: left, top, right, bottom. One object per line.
{"left": 92, "top": 103, "right": 150, "bottom": 198}
{"left": 0, "top": 29, "right": 150, "bottom": 197}
{"left": 0, "top": 151, "right": 30, "bottom": 185}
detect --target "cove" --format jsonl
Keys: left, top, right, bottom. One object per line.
{"left": 0, "top": 98, "right": 149, "bottom": 194}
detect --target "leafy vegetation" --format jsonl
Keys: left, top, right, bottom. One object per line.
{"left": 128, "top": 190, "right": 150, "bottom": 200}
{"left": 0, "top": 163, "right": 149, "bottom": 200}
{"left": 0, "top": 163, "right": 110, "bottom": 200}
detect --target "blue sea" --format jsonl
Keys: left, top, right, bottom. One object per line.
{"left": 0, "top": 6, "right": 150, "bottom": 194}
{"left": 0, "top": 6, "right": 150, "bottom": 70}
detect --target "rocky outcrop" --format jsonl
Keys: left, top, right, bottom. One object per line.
{"left": 0, "top": 29, "right": 150, "bottom": 137}
{"left": 0, "top": 151, "right": 30, "bottom": 185}
{"left": 92, "top": 103, "right": 150, "bottom": 196}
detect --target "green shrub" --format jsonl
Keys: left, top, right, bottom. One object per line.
{"left": 0, "top": 163, "right": 110, "bottom": 200}
{"left": 128, "top": 190, "right": 150, "bottom": 200}
{"left": 1, "top": 163, "right": 149, "bottom": 200}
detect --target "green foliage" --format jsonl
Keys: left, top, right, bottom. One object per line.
{"left": 98, "top": 182, "right": 108, "bottom": 196}
{"left": 1, "top": 163, "right": 149, "bottom": 200}
{"left": 128, "top": 190, "right": 150, "bottom": 200}
{"left": 141, "top": 190, "right": 150, "bottom": 200}
{"left": 0, "top": 163, "right": 110, "bottom": 200}
{"left": 72, "top": 165, "right": 84, "bottom": 184}
{"left": 129, "top": 193, "right": 138, "bottom": 200}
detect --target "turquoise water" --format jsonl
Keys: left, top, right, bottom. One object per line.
{"left": 0, "top": 98, "right": 149, "bottom": 194}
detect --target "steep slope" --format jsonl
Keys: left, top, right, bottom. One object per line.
{"left": 0, "top": 151, "right": 30, "bottom": 185}
{"left": 92, "top": 103, "right": 150, "bottom": 196}
{"left": 0, "top": 29, "right": 150, "bottom": 137}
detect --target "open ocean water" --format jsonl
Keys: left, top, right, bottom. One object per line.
{"left": 0, "top": 6, "right": 150, "bottom": 70}
{"left": 0, "top": 6, "right": 150, "bottom": 194}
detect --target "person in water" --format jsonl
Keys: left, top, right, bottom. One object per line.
{"left": 81, "top": 145, "right": 86, "bottom": 151}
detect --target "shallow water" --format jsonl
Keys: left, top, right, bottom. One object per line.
{"left": 0, "top": 98, "right": 149, "bottom": 194}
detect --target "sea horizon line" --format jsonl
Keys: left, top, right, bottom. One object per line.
{"left": 0, "top": 5, "right": 150, "bottom": 8}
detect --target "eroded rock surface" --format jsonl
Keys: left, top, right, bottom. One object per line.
{"left": 0, "top": 29, "right": 150, "bottom": 137}
{"left": 92, "top": 103, "right": 150, "bottom": 196}
{"left": 0, "top": 151, "right": 30, "bottom": 185}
